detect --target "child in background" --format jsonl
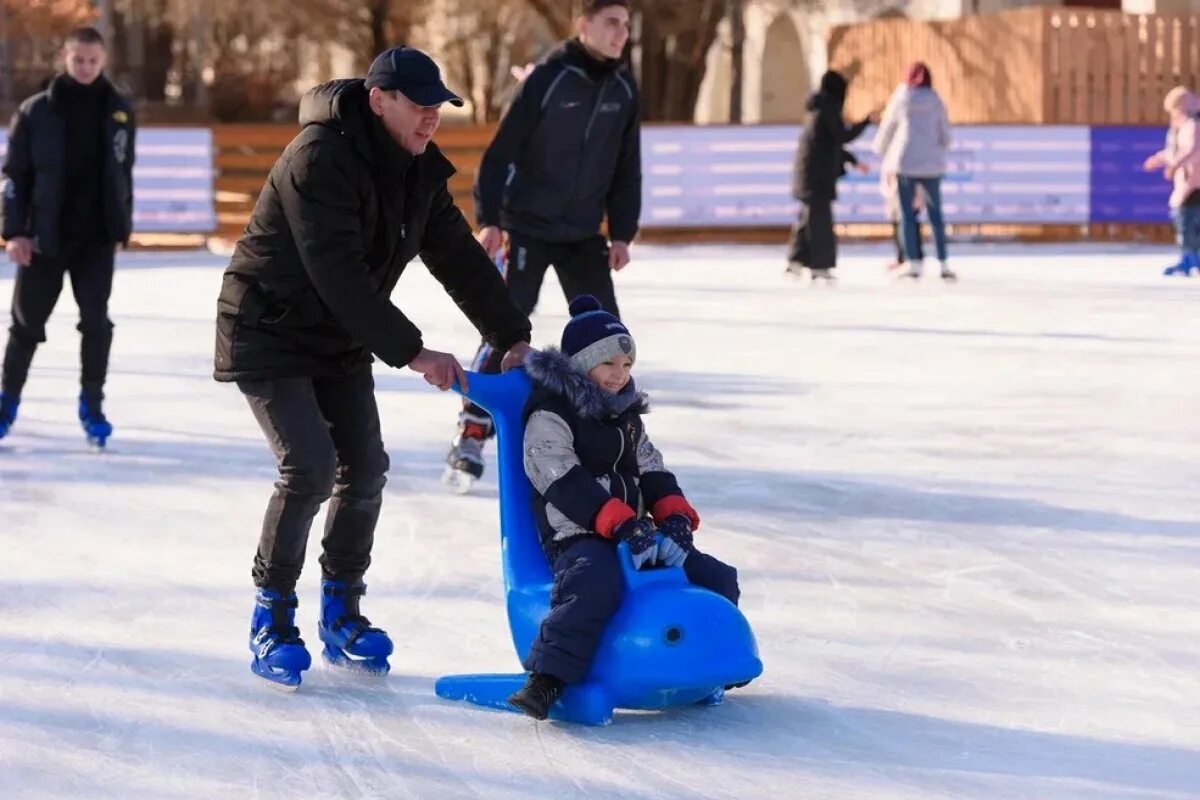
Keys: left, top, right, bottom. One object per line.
{"left": 1144, "top": 85, "right": 1200, "bottom": 277}
{"left": 507, "top": 295, "right": 741, "bottom": 720}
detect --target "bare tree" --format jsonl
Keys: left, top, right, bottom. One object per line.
{"left": 435, "top": 0, "right": 553, "bottom": 123}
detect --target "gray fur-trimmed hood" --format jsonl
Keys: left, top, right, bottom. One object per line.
{"left": 524, "top": 347, "right": 648, "bottom": 420}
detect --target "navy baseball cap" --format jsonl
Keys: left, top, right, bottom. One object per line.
{"left": 365, "top": 46, "right": 464, "bottom": 107}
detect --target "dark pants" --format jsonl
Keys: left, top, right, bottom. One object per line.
{"left": 898, "top": 176, "right": 948, "bottom": 263}
{"left": 2, "top": 239, "right": 115, "bottom": 400}
{"left": 524, "top": 536, "right": 740, "bottom": 684}
{"left": 238, "top": 367, "right": 389, "bottom": 594}
{"left": 787, "top": 196, "right": 836, "bottom": 270}
{"left": 463, "top": 231, "right": 619, "bottom": 424}
{"left": 892, "top": 219, "right": 924, "bottom": 263}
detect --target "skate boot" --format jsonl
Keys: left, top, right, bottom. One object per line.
{"left": 507, "top": 672, "right": 564, "bottom": 720}
{"left": 78, "top": 392, "right": 113, "bottom": 449}
{"left": 784, "top": 261, "right": 806, "bottom": 278}
{"left": 940, "top": 261, "right": 958, "bottom": 282}
{"left": 249, "top": 588, "right": 312, "bottom": 691}
{"left": 810, "top": 267, "right": 836, "bottom": 285}
{"left": 1164, "top": 252, "right": 1196, "bottom": 276}
{"left": 318, "top": 580, "right": 393, "bottom": 675}
{"left": 0, "top": 394, "right": 18, "bottom": 440}
{"left": 442, "top": 411, "right": 491, "bottom": 494}
{"left": 899, "top": 260, "right": 923, "bottom": 280}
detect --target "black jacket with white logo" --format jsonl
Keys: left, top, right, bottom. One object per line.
{"left": 474, "top": 39, "right": 641, "bottom": 244}
{"left": 0, "top": 74, "right": 135, "bottom": 256}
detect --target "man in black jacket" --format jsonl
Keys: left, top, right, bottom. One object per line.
{"left": 444, "top": 0, "right": 641, "bottom": 491}
{"left": 214, "top": 46, "right": 532, "bottom": 689}
{"left": 0, "top": 27, "right": 135, "bottom": 447}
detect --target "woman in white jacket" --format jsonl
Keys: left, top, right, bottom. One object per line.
{"left": 873, "top": 62, "right": 954, "bottom": 281}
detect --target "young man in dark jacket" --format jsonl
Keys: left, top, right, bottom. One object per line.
{"left": 0, "top": 27, "right": 135, "bottom": 447}
{"left": 443, "top": 0, "right": 642, "bottom": 491}
{"left": 787, "top": 70, "right": 872, "bottom": 283}
{"left": 213, "top": 46, "right": 533, "bottom": 689}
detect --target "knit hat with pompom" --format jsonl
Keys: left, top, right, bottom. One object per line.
{"left": 561, "top": 295, "right": 635, "bottom": 374}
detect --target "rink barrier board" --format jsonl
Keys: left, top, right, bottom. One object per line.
{"left": 0, "top": 127, "right": 216, "bottom": 234}
{"left": 0, "top": 124, "right": 1172, "bottom": 239}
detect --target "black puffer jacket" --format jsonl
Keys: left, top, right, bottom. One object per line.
{"left": 214, "top": 79, "right": 531, "bottom": 382}
{"left": 791, "top": 71, "right": 870, "bottom": 202}
{"left": 473, "top": 39, "right": 641, "bottom": 244}
{"left": 0, "top": 74, "right": 135, "bottom": 256}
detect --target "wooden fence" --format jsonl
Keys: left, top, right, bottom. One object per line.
{"left": 213, "top": 124, "right": 496, "bottom": 242}
{"left": 828, "top": 7, "right": 1200, "bottom": 125}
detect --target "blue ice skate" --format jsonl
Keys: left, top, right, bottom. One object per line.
{"left": 1164, "top": 252, "right": 1197, "bottom": 276}
{"left": 318, "top": 580, "right": 393, "bottom": 675}
{"left": 0, "top": 394, "right": 18, "bottom": 440}
{"left": 249, "top": 588, "right": 312, "bottom": 691}
{"left": 435, "top": 370, "right": 763, "bottom": 725}
{"left": 78, "top": 393, "right": 112, "bottom": 448}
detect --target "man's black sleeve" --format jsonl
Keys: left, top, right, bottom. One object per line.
{"left": 473, "top": 68, "right": 552, "bottom": 229}
{"left": 1, "top": 105, "right": 34, "bottom": 240}
{"left": 844, "top": 117, "right": 871, "bottom": 144}
{"left": 605, "top": 89, "right": 642, "bottom": 244}
{"left": 422, "top": 181, "right": 531, "bottom": 352}
{"left": 277, "top": 142, "right": 426, "bottom": 368}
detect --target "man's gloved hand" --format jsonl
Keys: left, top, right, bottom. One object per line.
{"left": 614, "top": 518, "right": 658, "bottom": 570}
{"left": 658, "top": 514, "right": 694, "bottom": 552}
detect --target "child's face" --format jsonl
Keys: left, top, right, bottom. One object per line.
{"left": 587, "top": 355, "right": 633, "bottom": 394}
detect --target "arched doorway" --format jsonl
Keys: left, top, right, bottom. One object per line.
{"left": 760, "top": 14, "right": 808, "bottom": 123}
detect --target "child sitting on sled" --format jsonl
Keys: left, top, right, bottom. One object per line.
{"left": 506, "top": 295, "right": 741, "bottom": 720}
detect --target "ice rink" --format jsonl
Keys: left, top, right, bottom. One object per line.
{"left": 0, "top": 243, "right": 1197, "bottom": 799}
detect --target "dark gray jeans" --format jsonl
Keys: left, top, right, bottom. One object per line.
{"left": 239, "top": 367, "right": 388, "bottom": 594}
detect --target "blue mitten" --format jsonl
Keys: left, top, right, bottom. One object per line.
{"left": 658, "top": 514, "right": 695, "bottom": 553}
{"left": 614, "top": 518, "right": 658, "bottom": 570}
{"left": 656, "top": 533, "right": 688, "bottom": 567}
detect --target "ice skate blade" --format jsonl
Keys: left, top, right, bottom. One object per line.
{"left": 442, "top": 466, "right": 474, "bottom": 495}
{"left": 251, "top": 661, "right": 304, "bottom": 691}
{"left": 322, "top": 645, "right": 390, "bottom": 676}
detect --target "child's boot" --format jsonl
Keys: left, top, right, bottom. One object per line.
{"left": 508, "top": 673, "right": 564, "bottom": 720}
{"left": 318, "top": 579, "right": 393, "bottom": 675}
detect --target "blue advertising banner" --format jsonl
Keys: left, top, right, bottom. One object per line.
{"left": 0, "top": 127, "right": 216, "bottom": 234}
{"left": 1090, "top": 126, "right": 1172, "bottom": 223}
{"left": 642, "top": 124, "right": 1093, "bottom": 227}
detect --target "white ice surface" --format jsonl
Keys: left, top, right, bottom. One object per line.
{"left": 0, "top": 243, "right": 1197, "bottom": 799}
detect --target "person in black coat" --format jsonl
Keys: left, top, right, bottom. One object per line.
{"left": 787, "top": 70, "right": 872, "bottom": 282}
{"left": 444, "top": 0, "right": 642, "bottom": 489}
{"left": 0, "top": 27, "right": 135, "bottom": 445}
{"left": 506, "top": 296, "right": 740, "bottom": 719}
{"left": 213, "top": 46, "right": 533, "bottom": 688}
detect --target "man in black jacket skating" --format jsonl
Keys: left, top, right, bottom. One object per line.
{"left": 0, "top": 27, "right": 135, "bottom": 447}
{"left": 444, "top": 0, "right": 642, "bottom": 491}
{"left": 213, "top": 46, "right": 533, "bottom": 688}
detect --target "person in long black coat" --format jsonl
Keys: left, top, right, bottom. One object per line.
{"left": 787, "top": 70, "right": 872, "bottom": 281}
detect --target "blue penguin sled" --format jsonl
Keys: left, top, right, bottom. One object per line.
{"left": 434, "top": 369, "right": 763, "bottom": 725}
